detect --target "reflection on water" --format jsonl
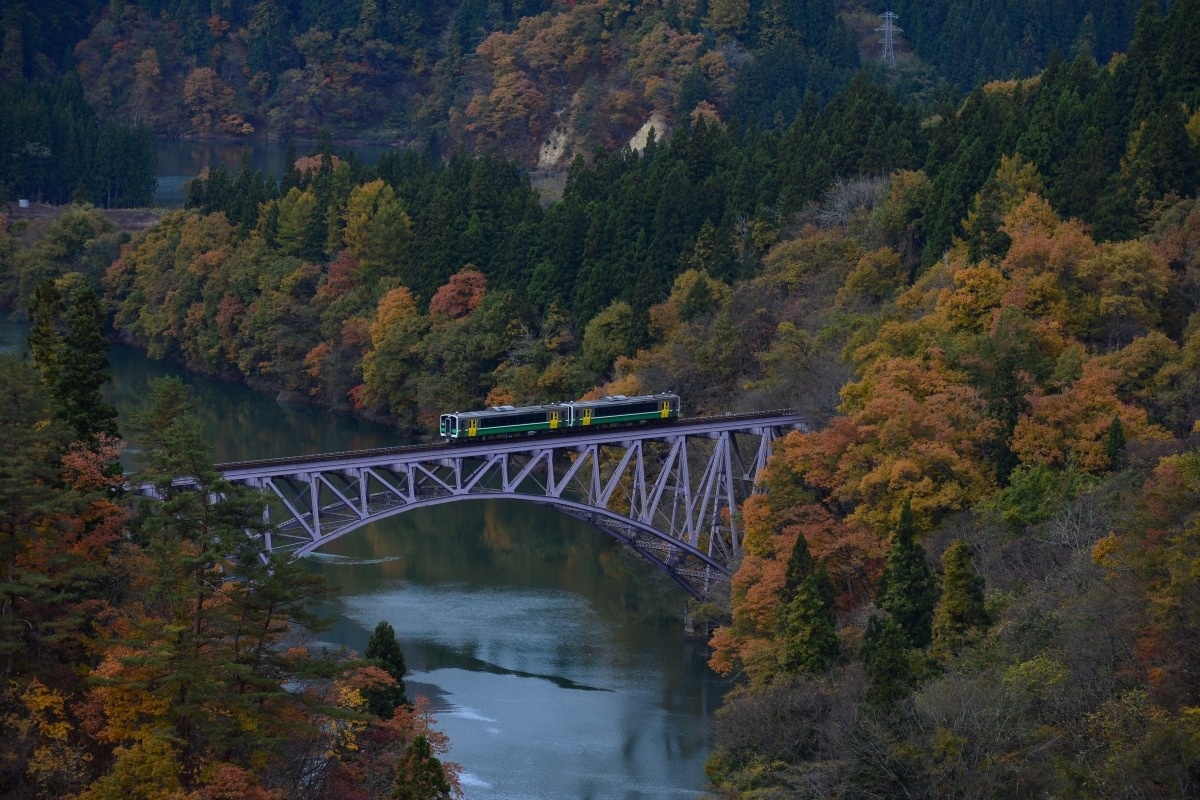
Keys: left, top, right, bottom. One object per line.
{"left": 1, "top": 317, "right": 729, "bottom": 798}
{"left": 307, "top": 501, "right": 727, "bottom": 800}
{"left": 154, "top": 140, "right": 409, "bottom": 206}
{"left": 103, "top": 339, "right": 397, "bottom": 467}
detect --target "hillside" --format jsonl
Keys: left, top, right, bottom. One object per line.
{"left": 1, "top": 0, "right": 1200, "bottom": 797}
{"left": 0, "top": 0, "right": 1153, "bottom": 169}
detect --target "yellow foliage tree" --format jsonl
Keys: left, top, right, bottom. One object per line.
{"left": 342, "top": 179, "right": 411, "bottom": 282}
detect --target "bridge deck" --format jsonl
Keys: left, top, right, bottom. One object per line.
{"left": 217, "top": 409, "right": 807, "bottom": 479}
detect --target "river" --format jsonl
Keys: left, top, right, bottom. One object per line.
{"left": 154, "top": 139, "right": 407, "bottom": 206}
{"left": 0, "top": 319, "right": 729, "bottom": 799}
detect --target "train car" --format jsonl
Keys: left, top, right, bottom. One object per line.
{"left": 439, "top": 403, "right": 568, "bottom": 440}
{"left": 440, "top": 393, "right": 681, "bottom": 440}
{"left": 566, "top": 393, "right": 681, "bottom": 427}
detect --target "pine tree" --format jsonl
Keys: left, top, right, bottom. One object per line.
{"left": 679, "top": 274, "right": 716, "bottom": 322}
{"left": 877, "top": 498, "right": 938, "bottom": 649}
{"left": 57, "top": 286, "right": 119, "bottom": 441}
{"left": 95, "top": 376, "right": 339, "bottom": 785}
{"left": 862, "top": 614, "right": 913, "bottom": 706}
{"left": 0, "top": 354, "right": 71, "bottom": 676}
{"left": 27, "top": 279, "right": 65, "bottom": 387}
{"left": 28, "top": 280, "right": 119, "bottom": 443}
{"left": 392, "top": 735, "right": 452, "bottom": 800}
{"left": 364, "top": 619, "right": 409, "bottom": 719}
{"left": 931, "top": 539, "right": 990, "bottom": 656}
{"left": 281, "top": 137, "right": 300, "bottom": 193}
{"left": 783, "top": 527, "right": 816, "bottom": 601}
{"left": 1126, "top": 0, "right": 1162, "bottom": 93}
{"left": 777, "top": 532, "right": 838, "bottom": 676}
{"left": 1106, "top": 415, "right": 1127, "bottom": 471}
{"left": 777, "top": 573, "right": 839, "bottom": 676}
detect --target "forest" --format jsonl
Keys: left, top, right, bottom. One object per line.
{"left": 1, "top": 294, "right": 459, "bottom": 798}
{"left": 0, "top": 0, "right": 1163, "bottom": 171}
{"left": 0, "top": 73, "right": 157, "bottom": 207}
{"left": 2, "top": 0, "right": 1200, "bottom": 796}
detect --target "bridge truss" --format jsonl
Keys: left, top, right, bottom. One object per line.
{"left": 218, "top": 412, "right": 805, "bottom": 598}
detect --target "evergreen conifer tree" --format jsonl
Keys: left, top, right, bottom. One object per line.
{"left": 392, "top": 735, "right": 452, "bottom": 800}
{"left": 862, "top": 614, "right": 913, "bottom": 706}
{"left": 0, "top": 354, "right": 72, "bottom": 676}
{"left": 777, "top": 573, "right": 839, "bottom": 676}
{"left": 877, "top": 498, "right": 938, "bottom": 649}
{"left": 28, "top": 280, "right": 118, "bottom": 443}
{"left": 27, "top": 280, "right": 65, "bottom": 387}
{"left": 281, "top": 137, "right": 300, "bottom": 193}
{"left": 931, "top": 539, "right": 990, "bottom": 656}
{"left": 1106, "top": 415, "right": 1127, "bottom": 471}
{"left": 58, "top": 286, "right": 119, "bottom": 441}
{"left": 364, "top": 619, "right": 409, "bottom": 719}
{"left": 777, "top": 532, "right": 838, "bottom": 676}
{"left": 783, "top": 527, "right": 816, "bottom": 601}
{"left": 679, "top": 274, "right": 716, "bottom": 322}
{"left": 102, "top": 376, "right": 338, "bottom": 782}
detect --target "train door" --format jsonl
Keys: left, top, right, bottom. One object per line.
{"left": 660, "top": 400, "right": 671, "bottom": 418}
{"left": 467, "top": 418, "right": 479, "bottom": 437}
{"left": 550, "top": 410, "right": 560, "bottom": 430}
{"left": 582, "top": 408, "right": 592, "bottom": 426}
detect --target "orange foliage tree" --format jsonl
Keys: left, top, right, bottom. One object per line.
{"left": 428, "top": 268, "right": 487, "bottom": 319}
{"left": 711, "top": 187, "right": 1191, "bottom": 686}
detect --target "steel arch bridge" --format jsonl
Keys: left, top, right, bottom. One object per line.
{"left": 215, "top": 410, "right": 806, "bottom": 598}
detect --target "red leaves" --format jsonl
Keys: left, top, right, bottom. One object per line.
{"left": 428, "top": 268, "right": 487, "bottom": 319}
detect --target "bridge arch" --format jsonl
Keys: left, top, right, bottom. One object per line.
{"left": 289, "top": 494, "right": 728, "bottom": 598}
{"left": 220, "top": 411, "right": 806, "bottom": 599}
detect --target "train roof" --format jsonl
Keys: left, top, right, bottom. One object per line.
{"left": 568, "top": 392, "right": 679, "bottom": 408}
{"left": 446, "top": 403, "right": 567, "bottom": 419}
{"left": 444, "top": 393, "right": 679, "bottom": 417}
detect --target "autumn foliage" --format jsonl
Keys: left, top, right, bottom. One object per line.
{"left": 703, "top": 167, "right": 1200, "bottom": 794}
{"left": 0, "top": 366, "right": 460, "bottom": 800}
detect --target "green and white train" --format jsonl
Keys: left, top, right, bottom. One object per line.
{"left": 439, "top": 393, "right": 682, "bottom": 440}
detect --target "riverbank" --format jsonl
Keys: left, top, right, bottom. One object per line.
{"left": 4, "top": 201, "right": 163, "bottom": 233}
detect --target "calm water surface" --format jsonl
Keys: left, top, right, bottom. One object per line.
{"left": 1, "top": 318, "right": 729, "bottom": 799}
{"left": 155, "top": 140, "right": 407, "bottom": 206}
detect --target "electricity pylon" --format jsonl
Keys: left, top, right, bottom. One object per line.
{"left": 876, "top": 11, "right": 900, "bottom": 69}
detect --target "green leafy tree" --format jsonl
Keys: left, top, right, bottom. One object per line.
{"left": 985, "top": 463, "right": 1098, "bottom": 531}
{"left": 15, "top": 206, "right": 122, "bottom": 308}
{"left": 877, "top": 498, "right": 938, "bottom": 649}
{"left": 581, "top": 300, "right": 635, "bottom": 375}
